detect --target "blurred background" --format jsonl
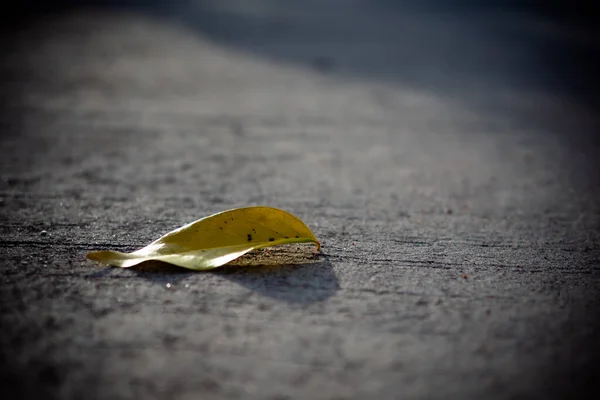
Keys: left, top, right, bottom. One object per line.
{"left": 7, "top": 1, "right": 600, "bottom": 102}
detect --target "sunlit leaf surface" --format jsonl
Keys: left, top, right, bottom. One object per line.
{"left": 86, "top": 206, "right": 320, "bottom": 270}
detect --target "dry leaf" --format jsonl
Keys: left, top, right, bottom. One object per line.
{"left": 86, "top": 206, "right": 320, "bottom": 270}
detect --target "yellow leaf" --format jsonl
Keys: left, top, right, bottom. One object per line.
{"left": 86, "top": 206, "right": 320, "bottom": 270}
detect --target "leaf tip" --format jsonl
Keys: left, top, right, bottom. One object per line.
{"left": 86, "top": 251, "right": 102, "bottom": 261}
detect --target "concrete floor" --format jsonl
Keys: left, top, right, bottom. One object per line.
{"left": 1, "top": 1, "right": 599, "bottom": 399}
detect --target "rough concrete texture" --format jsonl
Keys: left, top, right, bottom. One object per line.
{"left": 1, "top": 1, "right": 599, "bottom": 399}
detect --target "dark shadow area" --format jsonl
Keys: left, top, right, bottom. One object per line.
{"left": 5, "top": 0, "right": 600, "bottom": 113}
{"left": 214, "top": 256, "right": 339, "bottom": 304}
{"left": 88, "top": 254, "right": 339, "bottom": 304}
{"left": 0, "top": 364, "right": 61, "bottom": 400}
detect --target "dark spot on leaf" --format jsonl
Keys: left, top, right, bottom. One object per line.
{"left": 224, "top": 221, "right": 227, "bottom": 224}
{"left": 268, "top": 237, "right": 275, "bottom": 242}
{"left": 247, "top": 234, "right": 252, "bottom": 242}
{"left": 219, "top": 227, "right": 223, "bottom": 230}
{"left": 285, "top": 236, "right": 289, "bottom": 239}
{"left": 295, "top": 235, "right": 299, "bottom": 238}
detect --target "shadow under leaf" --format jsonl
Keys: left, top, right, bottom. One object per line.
{"left": 87, "top": 260, "right": 191, "bottom": 281}
{"left": 123, "top": 260, "right": 197, "bottom": 286}
{"left": 125, "top": 245, "right": 339, "bottom": 304}
{"left": 215, "top": 256, "right": 338, "bottom": 305}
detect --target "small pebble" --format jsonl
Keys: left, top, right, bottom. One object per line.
{"left": 40, "top": 230, "right": 48, "bottom": 236}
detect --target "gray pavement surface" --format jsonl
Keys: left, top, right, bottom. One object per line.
{"left": 1, "top": 1, "right": 600, "bottom": 399}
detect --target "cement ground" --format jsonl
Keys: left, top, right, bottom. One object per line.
{"left": 1, "top": 1, "right": 599, "bottom": 399}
